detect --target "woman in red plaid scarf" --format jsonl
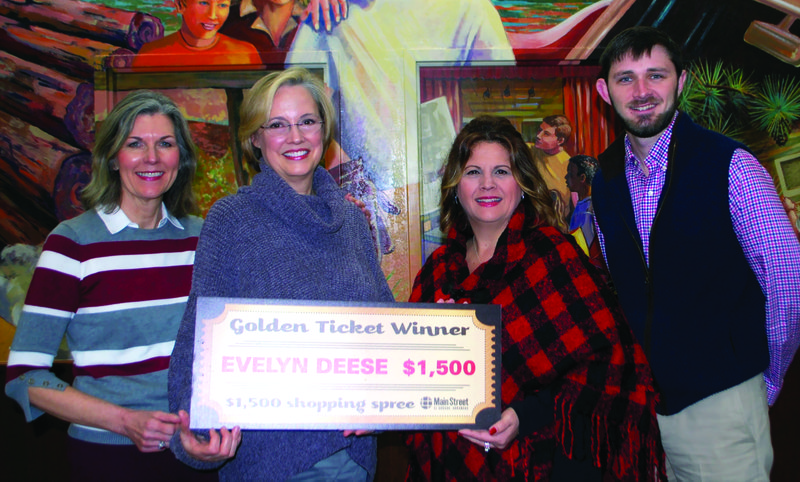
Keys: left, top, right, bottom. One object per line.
{"left": 406, "top": 115, "right": 665, "bottom": 481}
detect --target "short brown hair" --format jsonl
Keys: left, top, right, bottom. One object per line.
{"left": 598, "top": 26, "right": 684, "bottom": 82}
{"left": 542, "top": 114, "right": 572, "bottom": 143}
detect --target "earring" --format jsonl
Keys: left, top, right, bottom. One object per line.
{"left": 521, "top": 192, "right": 525, "bottom": 199}
{"left": 454, "top": 193, "right": 459, "bottom": 205}
{"left": 110, "top": 160, "right": 119, "bottom": 171}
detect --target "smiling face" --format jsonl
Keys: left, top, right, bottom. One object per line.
{"left": 534, "top": 121, "right": 563, "bottom": 154}
{"left": 457, "top": 142, "right": 522, "bottom": 232}
{"left": 596, "top": 45, "right": 686, "bottom": 140}
{"left": 117, "top": 113, "right": 180, "bottom": 215}
{"left": 179, "top": 0, "right": 231, "bottom": 47}
{"left": 251, "top": 84, "right": 324, "bottom": 194}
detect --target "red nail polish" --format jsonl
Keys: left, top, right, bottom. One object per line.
{"left": 489, "top": 427, "right": 497, "bottom": 435}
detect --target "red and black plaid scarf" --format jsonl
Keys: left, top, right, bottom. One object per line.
{"left": 406, "top": 206, "right": 665, "bottom": 481}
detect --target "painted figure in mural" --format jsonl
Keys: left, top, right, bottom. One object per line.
{"left": 782, "top": 195, "right": 800, "bottom": 241}
{"left": 530, "top": 114, "right": 573, "bottom": 222}
{"left": 133, "top": 0, "right": 260, "bottom": 68}
{"left": 406, "top": 115, "right": 665, "bottom": 481}
{"left": 220, "top": 0, "right": 301, "bottom": 63}
{"left": 3, "top": 91, "right": 216, "bottom": 479}
{"left": 593, "top": 26, "right": 800, "bottom": 481}
{"left": 564, "top": 154, "right": 602, "bottom": 264}
{"left": 286, "top": 0, "right": 515, "bottom": 257}
{"left": 220, "top": 0, "right": 349, "bottom": 64}
{"left": 167, "top": 67, "right": 393, "bottom": 481}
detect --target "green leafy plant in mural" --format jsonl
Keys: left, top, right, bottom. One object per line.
{"left": 679, "top": 60, "right": 800, "bottom": 146}
{"left": 751, "top": 76, "right": 800, "bottom": 147}
{"left": 679, "top": 60, "right": 750, "bottom": 139}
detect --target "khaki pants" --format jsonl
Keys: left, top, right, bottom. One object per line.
{"left": 657, "top": 374, "right": 773, "bottom": 481}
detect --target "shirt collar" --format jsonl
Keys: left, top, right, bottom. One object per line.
{"left": 624, "top": 110, "right": 680, "bottom": 174}
{"left": 96, "top": 203, "right": 184, "bottom": 234}
{"left": 240, "top": 0, "right": 299, "bottom": 43}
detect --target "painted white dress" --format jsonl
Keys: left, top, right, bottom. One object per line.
{"left": 287, "top": 0, "right": 514, "bottom": 191}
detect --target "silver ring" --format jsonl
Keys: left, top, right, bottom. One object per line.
{"left": 158, "top": 441, "right": 166, "bottom": 450}
{"left": 484, "top": 441, "right": 491, "bottom": 452}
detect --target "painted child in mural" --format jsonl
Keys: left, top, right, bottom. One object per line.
{"left": 286, "top": 0, "right": 515, "bottom": 257}
{"left": 132, "top": 0, "right": 260, "bottom": 67}
{"left": 530, "top": 115, "right": 573, "bottom": 223}
{"left": 220, "top": 0, "right": 301, "bottom": 63}
{"left": 564, "top": 154, "right": 604, "bottom": 268}
{"left": 220, "top": 0, "right": 349, "bottom": 64}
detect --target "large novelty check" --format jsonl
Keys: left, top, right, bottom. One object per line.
{"left": 189, "top": 297, "right": 501, "bottom": 430}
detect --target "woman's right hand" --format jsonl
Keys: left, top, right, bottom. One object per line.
{"left": 177, "top": 410, "right": 242, "bottom": 462}
{"left": 119, "top": 409, "right": 180, "bottom": 453}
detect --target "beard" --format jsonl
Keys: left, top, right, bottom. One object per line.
{"left": 614, "top": 86, "right": 679, "bottom": 139}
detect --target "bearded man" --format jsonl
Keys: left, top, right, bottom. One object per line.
{"left": 592, "top": 26, "right": 800, "bottom": 482}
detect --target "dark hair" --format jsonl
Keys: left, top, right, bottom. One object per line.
{"left": 568, "top": 154, "right": 599, "bottom": 184}
{"left": 439, "top": 115, "right": 563, "bottom": 234}
{"left": 542, "top": 115, "right": 572, "bottom": 143}
{"left": 598, "top": 26, "right": 684, "bottom": 81}
{"left": 81, "top": 90, "right": 198, "bottom": 217}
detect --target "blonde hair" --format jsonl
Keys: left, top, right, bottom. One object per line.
{"left": 239, "top": 67, "right": 335, "bottom": 170}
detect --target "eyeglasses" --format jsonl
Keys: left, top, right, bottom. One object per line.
{"left": 260, "top": 119, "right": 324, "bottom": 137}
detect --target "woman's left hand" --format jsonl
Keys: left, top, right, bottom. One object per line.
{"left": 343, "top": 429, "right": 374, "bottom": 436}
{"left": 458, "top": 407, "right": 519, "bottom": 451}
{"left": 177, "top": 410, "right": 241, "bottom": 462}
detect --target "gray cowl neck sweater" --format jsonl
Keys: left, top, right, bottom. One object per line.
{"left": 169, "top": 163, "right": 393, "bottom": 480}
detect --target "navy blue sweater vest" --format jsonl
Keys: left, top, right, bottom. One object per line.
{"left": 593, "top": 113, "right": 768, "bottom": 415}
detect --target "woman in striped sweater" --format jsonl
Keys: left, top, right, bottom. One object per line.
{"left": 5, "top": 91, "right": 215, "bottom": 480}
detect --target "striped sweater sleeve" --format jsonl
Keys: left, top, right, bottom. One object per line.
{"left": 5, "top": 229, "right": 81, "bottom": 420}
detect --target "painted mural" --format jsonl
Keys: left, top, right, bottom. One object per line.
{"left": 1, "top": 0, "right": 799, "bottom": 361}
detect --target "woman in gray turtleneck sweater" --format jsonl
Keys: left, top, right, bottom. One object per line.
{"left": 168, "top": 67, "right": 393, "bottom": 481}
